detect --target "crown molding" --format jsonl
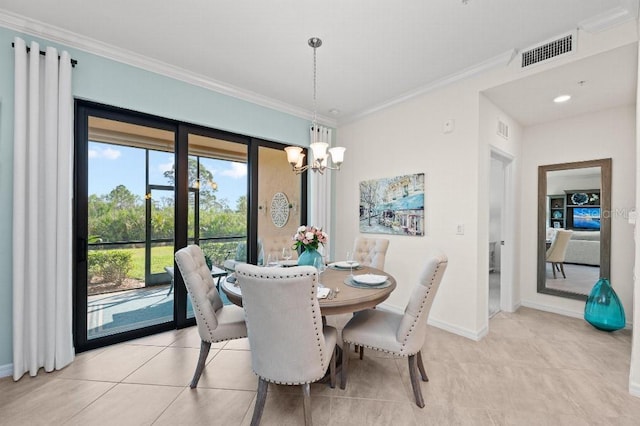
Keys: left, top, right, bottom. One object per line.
{"left": 579, "top": 5, "right": 637, "bottom": 33}
{"left": 0, "top": 9, "right": 337, "bottom": 128}
{"left": 339, "top": 49, "right": 516, "bottom": 125}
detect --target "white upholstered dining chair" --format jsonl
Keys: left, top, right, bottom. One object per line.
{"left": 340, "top": 252, "right": 448, "bottom": 408}
{"left": 174, "top": 245, "right": 247, "bottom": 388}
{"left": 352, "top": 236, "right": 390, "bottom": 270}
{"left": 546, "top": 229, "right": 573, "bottom": 279}
{"left": 235, "top": 264, "right": 337, "bottom": 426}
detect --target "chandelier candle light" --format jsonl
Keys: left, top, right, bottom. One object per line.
{"left": 285, "top": 37, "right": 346, "bottom": 174}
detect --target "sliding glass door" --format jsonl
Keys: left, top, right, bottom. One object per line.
{"left": 74, "top": 102, "right": 303, "bottom": 352}
{"left": 183, "top": 129, "right": 249, "bottom": 315}
{"left": 75, "top": 106, "right": 180, "bottom": 350}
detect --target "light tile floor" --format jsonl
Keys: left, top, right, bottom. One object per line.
{"left": 1, "top": 307, "right": 639, "bottom": 425}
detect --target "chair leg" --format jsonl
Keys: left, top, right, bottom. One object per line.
{"left": 416, "top": 350, "right": 429, "bottom": 382}
{"left": 551, "top": 263, "right": 557, "bottom": 279}
{"left": 408, "top": 354, "right": 425, "bottom": 408}
{"left": 341, "top": 342, "right": 350, "bottom": 390}
{"left": 559, "top": 263, "right": 566, "bottom": 279}
{"left": 167, "top": 278, "right": 174, "bottom": 296}
{"left": 302, "top": 383, "right": 312, "bottom": 426}
{"left": 251, "top": 377, "right": 268, "bottom": 426}
{"left": 189, "top": 340, "right": 211, "bottom": 388}
{"left": 359, "top": 345, "right": 364, "bottom": 360}
{"left": 329, "top": 346, "right": 336, "bottom": 389}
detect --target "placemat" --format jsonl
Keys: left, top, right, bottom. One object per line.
{"left": 329, "top": 264, "right": 363, "bottom": 271}
{"left": 343, "top": 276, "right": 391, "bottom": 289}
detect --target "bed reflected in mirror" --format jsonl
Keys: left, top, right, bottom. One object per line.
{"left": 537, "top": 158, "right": 611, "bottom": 300}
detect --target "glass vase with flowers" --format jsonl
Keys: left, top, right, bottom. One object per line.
{"left": 292, "top": 225, "right": 327, "bottom": 266}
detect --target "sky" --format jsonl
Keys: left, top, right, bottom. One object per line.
{"left": 88, "top": 141, "right": 247, "bottom": 207}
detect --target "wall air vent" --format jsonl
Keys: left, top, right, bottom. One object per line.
{"left": 520, "top": 32, "right": 575, "bottom": 68}
{"left": 497, "top": 119, "right": 509, "bottom": 140}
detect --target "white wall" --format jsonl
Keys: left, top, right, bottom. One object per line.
{"left": 547, "top": 174, "right": 601, "bottom": 195}
{"left": 520, "top": 105, "right": 636, "bottom": 320}
{"left": 334, "top": 24, "right": 636, "bottom": 342}
{"left": 336, "top": 79, "right": 486, "bottom": 339}
{"left": 631, "top": 38, "right": 640, "bottom": 397}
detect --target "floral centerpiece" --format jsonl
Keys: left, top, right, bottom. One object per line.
{"left": 292, "top": 225, "right": 327, "bottom": 266}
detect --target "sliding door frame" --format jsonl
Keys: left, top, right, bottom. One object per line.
{"left": 74, "top": 100, "right": 180, "bottom": 351}
{"left": 74, "top": 100, "right": 307, "bottom": 351}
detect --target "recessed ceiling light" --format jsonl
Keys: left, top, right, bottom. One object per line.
{"left": 329, "top": 108, "right": 341, "bottom": 115}
{"left": 553, "top": 95, "right": 571, "bottom": 103}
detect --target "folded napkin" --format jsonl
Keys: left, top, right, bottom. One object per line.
{"left": 330, "top": 261, "right": 360, "bottom": 269}
{"left": 317, "top": 287, "right": 331, "bottom": 299}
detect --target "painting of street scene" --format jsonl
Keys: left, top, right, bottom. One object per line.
{"left": 359, "top": 173, "right": 425, "bottom": 236}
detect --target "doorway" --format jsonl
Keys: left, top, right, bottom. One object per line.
{"left": 489, "top": 157, "right": 504, "bottom": 317}
{"left": 489, "top": 150, "right": 516, "bottom": 317}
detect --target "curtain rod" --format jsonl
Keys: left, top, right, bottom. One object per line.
{"left": 11, "top": 42, "right": 78, "bottom": 67}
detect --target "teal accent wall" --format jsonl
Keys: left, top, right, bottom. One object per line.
{"left": 0, "top": 25, "right": 313, "bottom": 369}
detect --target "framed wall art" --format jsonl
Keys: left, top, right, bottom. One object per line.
{"left": 359, "top": 173, "right": 425, "bottom": 236}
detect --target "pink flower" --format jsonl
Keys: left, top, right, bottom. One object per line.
{"left": 292, "top": 225, "right": 327, "bottom": 251}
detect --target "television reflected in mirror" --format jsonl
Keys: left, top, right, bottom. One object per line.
{"left": 572, "top": 207, "right": 600, "bottom": 230}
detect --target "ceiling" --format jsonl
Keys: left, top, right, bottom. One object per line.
{"left": 0, "top": 0, "right": 638, "bottom": 125}
{"left": 484, "top": 42, "right": 638, "bottom": 127}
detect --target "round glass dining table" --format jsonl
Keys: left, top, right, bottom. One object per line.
{"left": 220, "top": 264, "right": 396, "bottom": 316}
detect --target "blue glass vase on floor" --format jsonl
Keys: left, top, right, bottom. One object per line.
{"left": 298, "top": 247, "right": 322, "bottom": 266}
{"left": 584, "top": 278, "right": 625, "bottom": 332}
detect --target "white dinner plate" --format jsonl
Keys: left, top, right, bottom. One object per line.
{"left": 352, "top": 274, "right": 387, "bottom": 285}
{"left": 280, "top": 259, "right": 299, "bottom": 267}
{"left": 331, "top": 261, "right": 360, "bottom": 269}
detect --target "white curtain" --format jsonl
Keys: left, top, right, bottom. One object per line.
{"left": 12, "top": 37, "right": 75, "bottom": 380}
{"left": 309, "top": 125, "right": 333, "bottom": 257}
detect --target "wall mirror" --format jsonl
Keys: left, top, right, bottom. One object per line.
{"left": 537, "top": 158, "right": 611, "bottom": 300}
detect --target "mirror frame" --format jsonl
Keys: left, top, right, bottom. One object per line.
{"left": 537, "top": 158, "right": 612, "bottom": 300}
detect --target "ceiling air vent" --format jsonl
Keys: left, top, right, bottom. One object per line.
{"left": 520, "top": 32, "right": 575, "bottom": 68}
{"left": 497, "top": 119, "right": 509, "bottom": 140}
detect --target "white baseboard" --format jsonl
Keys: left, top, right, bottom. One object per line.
{"left": 377, "top": 302, "right": 404, "bottom": 315}
{"left": 503, "top": 301, "right": 521, "bottom": 313}
{"left": 520, "top": 299, "right": 632, "bottom": 329}
{"left": 378, "top": 302, "right": 488, "bottom": 341}
{"left": 428, "top": 317, "right": 488, "bottom": 341}
{"left": 630, "top": 381, "right": 640, "bottom": 398}
{"left": 520, "top": 299, "right": 583, "bottom": 319}
{"left": 0, "top": 363, "right": 13, "bottom": 378}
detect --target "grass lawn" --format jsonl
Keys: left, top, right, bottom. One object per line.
{"left": 91, "top": 242, "right": 236, "bottom": 281}
{"left": 95, "top": 246, "right": 174, "bottom": 280}
{"left": 132, "top": 246, "right": 174, "bottom": 278}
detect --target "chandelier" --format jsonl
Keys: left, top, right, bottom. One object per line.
{"left": 285, "top": 37, "right": 345, "bottom": 174}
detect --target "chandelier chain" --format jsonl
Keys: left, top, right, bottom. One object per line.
{"left": 312, "top": 41, "right": 318, "bottom": 136}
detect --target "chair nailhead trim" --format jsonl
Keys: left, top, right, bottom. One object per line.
{"left": 237, "top": 269, "right": 329, "bottom": 368}
{"left": 398, "top": 263, "right": 441, "bottom": 354}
